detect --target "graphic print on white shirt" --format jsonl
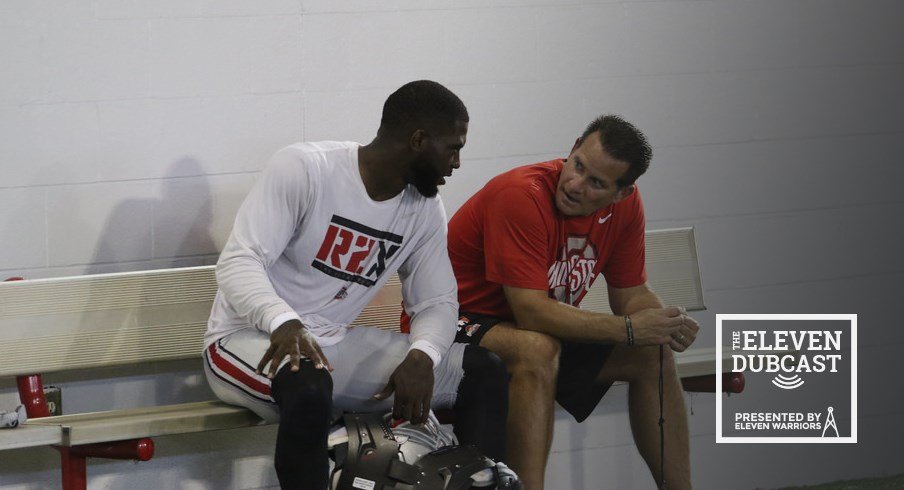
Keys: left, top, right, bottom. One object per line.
{"left": 313, "top": 215, "right": 403, "bottom": 287}
{"left": 208, "top": 141, "right": 459, "bottom": 363}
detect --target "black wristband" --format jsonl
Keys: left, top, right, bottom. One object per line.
{"left": 625, "top": 315, "right": 635, "bottom": 346}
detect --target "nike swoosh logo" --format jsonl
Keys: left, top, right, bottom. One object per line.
{"left": 598, "top": 213, "right": 613, "bottom": 224}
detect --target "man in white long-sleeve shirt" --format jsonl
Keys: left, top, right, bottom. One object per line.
{"left": 204, "top": 81, "right": 509, "bottom": 489}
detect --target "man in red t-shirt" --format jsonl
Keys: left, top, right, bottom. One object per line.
{"left": 448, "top": 115, "right": 699, "bottom": 489}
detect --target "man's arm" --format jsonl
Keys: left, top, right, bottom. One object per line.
{"left": 398, "top": 198, "right": 458, "bottom": 364}
{"left": 608, "top": 282, "right": 663, "bottom": 314}
{"left": 503, "top": 283, "right": 692, "bottom": 347}
{"left": 215, "top": 147, "right": 331, "bottom": 375}
{"left": 608, "top": 283, "right": 698, "bottom": 351}
{"left": 374, "top": 197, "right": 458, "bottom": 424}
{"left": 217, "top": 147, "right": 307, "bottom": 334}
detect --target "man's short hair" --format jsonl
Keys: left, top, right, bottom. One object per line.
{"left": 581, "top": 115, "right": 652, "bottom": 188}
{"left": 380, "top": 80, "right": 469, "bottom": 135}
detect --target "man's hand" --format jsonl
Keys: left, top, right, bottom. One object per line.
{"left": 373, "top": 349, "right": 434, "bottom": 424}
{"left": 256, "top": 319, "right": 332, "bottom": 379}
{"left": 629, "top": 306, "right": 699, "bottom": 351}
{"left": 667, "top": 307, "right": 700, "bottom": 352}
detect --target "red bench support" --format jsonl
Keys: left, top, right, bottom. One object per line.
{"left": 681, "top": 372, "right": 745, "bottom": 393}
{"left": 16, "top": 373, "right": 156, "bottom": 490}
{"left": 58, "top": 439, "right": 155, "bottom": 490}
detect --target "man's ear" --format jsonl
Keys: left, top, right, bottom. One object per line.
{"left": 614, "top": 184, "right": 636, "bottom": 203}
{"left": 409, "top": 129, "right": 428, "bottom": 152}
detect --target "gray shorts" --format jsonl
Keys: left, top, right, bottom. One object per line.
{"left": 203, "top": 326, "right": 466, "bottom": 423}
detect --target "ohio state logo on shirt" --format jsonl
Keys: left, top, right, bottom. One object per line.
{"left": 547, "top": 236, "right": 597, "bottom": 305}
{"left": 312, "top": 215, "right": 403, "bottom": 287}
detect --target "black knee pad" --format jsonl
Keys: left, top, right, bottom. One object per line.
{"left": 455, "top": 345, "right": 510, "bottom": 461}
{"left": 462, "top": 345, "right": 509, "bottom": 392}
{"left": 271, "top": 362, "right": 334, "bottom": 488}
{"left": 271, "top": 361, "right": 334, "bottom": 430}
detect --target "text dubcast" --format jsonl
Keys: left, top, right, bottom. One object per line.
{"left": 717, "top": 314, "right": 857, "bottom": 444}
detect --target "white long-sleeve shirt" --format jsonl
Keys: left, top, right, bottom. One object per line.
{"left": 206, "top": 141, "right": 458, "bottom": 365}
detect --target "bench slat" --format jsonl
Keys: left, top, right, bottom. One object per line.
{"left": 674, "top": 347, "right": 732, "bottom": 378}
{"left": 580, "top": 228, "right": 705, "bottom": 315}
{"left": 0, "top": 423, "right": 63, "bottom": 450}
{"left": 1, "top": 266, "right": 217, "bottom": 318}
{"left": 4, "top": 322, "right": 207, "bottom": 376}
{"left": 25, "top": 401, "right": 263, "bottom": 447}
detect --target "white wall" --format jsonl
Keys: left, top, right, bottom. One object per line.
{"left": 1, "top": 0, "right": 902, "bottom": 488}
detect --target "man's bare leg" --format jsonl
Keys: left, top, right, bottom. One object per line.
{"left": 598, "top": 345, "right": 691, "bottom": 490}
{"left": 478, "top": 323, "right": 560, "bottom": 490}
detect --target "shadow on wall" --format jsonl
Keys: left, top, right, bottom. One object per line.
{"left": 154, "top": 157, "right": 218, "bottom": 267}
{"left": 86, "top": 157, "right": 219, "bottom": 274}
{"left": 59, "top": 157, "right": 234, "bottom": 485}
{"left": 77, "top": 157, "right": 219, "bottom": 401}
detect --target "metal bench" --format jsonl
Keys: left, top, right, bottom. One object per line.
{"left": 0, "top": 227, "right": 736, "bottom": 489}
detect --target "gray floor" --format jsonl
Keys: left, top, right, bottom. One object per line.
{"left": 774, "top": 474, "right": 904, "bottom": 489}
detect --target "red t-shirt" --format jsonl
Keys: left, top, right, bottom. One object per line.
{"left": 449, "top": 159, "right": 647, "bottom": 320}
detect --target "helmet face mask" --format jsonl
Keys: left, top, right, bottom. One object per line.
{"left": 391, "top": 411, "right": 458, "bottom": 465}
{"left": 328, "top": 411, "right": 521, "bottom": 490}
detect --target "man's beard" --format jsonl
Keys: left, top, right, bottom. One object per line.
{"left": 407, "top": 157, "right": 440, "bottom": 198}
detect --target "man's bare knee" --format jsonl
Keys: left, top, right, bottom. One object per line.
{"left": 516, "top": 330, "right": 560, "bottom": 363}
{"left": 486, "top": 327, "right": 560, "bottom": 381}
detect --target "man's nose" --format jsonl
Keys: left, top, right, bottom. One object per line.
{"left": 565, "top": 176, "right": 585, "bottom": 195}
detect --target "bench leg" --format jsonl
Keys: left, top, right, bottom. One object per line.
{"left": 15, "top": 374, "right": 51, "bottom": 418}
{"left": 56, "top": 439, "right": 155, "bottom": 490}
{"left": 59, "top": 447, "right": 87, "bottom": 490}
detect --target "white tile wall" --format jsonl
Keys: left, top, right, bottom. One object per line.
{"left": 95, "top": 93, "right": 303, "bottom": 181}
{"left": 148, "top": 18, "right": 261, "bottom": 98}
{"left": 796, "top": 0, "right": 904, "bottom": 67}
{"left": 247, "top": 16, "right": 305, "bottom": 93}
{"left": 2, "top": 0, "right": 903, "bottom": 488}
{"left": 0, "top": 102, "right": 101, "bottom": 187}
{"left": 0, "top": 19, "right": 47, "bottom": 105}
{"left": 620, "top": 2, "right": 719, "bottom": 76}
{"left": 0, "top": 1, "right": 94, "bottom": 29}
{"left": 95, "top": 0, "right": 302, "bottom": 19}
{"left": 699, "top": 272, "right": 904, "bottom": 347}
{"left": 641, "top": 133, "right": 904, "bottom": 222}
{"left": 303, "top": 88, "right": 384, "bottom": 143}
{"left": 44, "top": 18, "right": 150, "bottom": 102}
{"left": 0, "top": 188, "right": 45, "bottom": 270}
{"left": 301, "top": 11, "right": 450, "bottom": 92}
{"left": 152, "top": 173, "right": 255, "bottom": 258}
{"left": 857, "top": 344, "right": 903, "bottom": 417}
{"left": 534, "top": 4, "right": 626, "bottom": 80}
{"left": 444, "top": 8, "right": 541, "bottom": 85}
{"left": 692, "top": 203, "right": 904, "bottom": 291}
{"left": 485, "top": 80, "right": 591, "bottom": 157}
{"left": 45, "top": 181, "right": 156, "bottom": 266}
{"left": 707, "top": 0, "right": 805, "bottom": 72}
